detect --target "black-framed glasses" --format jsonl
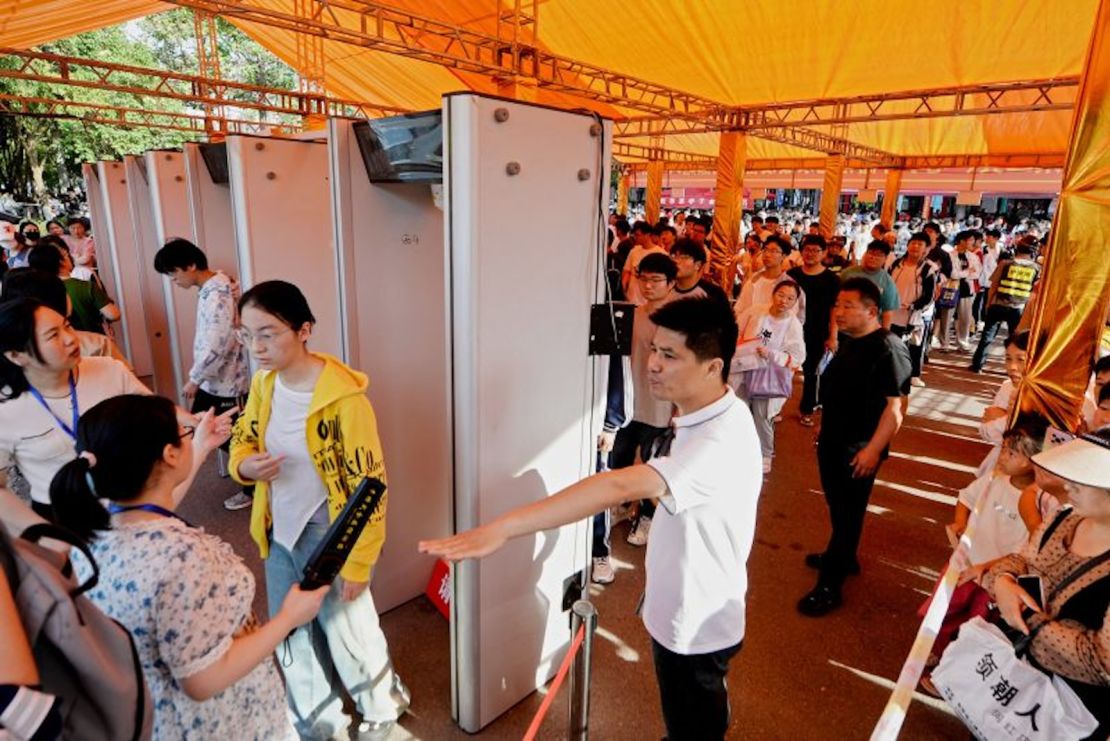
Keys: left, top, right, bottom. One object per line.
{"left": 179, "top": 426, "right": 196, "bottom": 440}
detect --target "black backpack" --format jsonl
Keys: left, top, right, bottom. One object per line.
{"left": 1, "top": 525, "right": 152, "bottom": 740}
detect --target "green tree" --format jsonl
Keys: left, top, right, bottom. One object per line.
{"left": 0, "top": 8, "right": 300, "bottom": 202}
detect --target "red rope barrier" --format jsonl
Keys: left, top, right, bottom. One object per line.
{"left": 521, "top": 623, "right": 587, "bottom": 741}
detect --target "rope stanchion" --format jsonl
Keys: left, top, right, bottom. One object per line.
{"left": 522, "top": 624, "right": 587, "bottom": 741}
{"left": 870, "top": 496, "right": 987, "bottom": 740}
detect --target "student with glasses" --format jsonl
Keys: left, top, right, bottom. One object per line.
{"left": 228, "top": 280, "right": 409, "bottom": 740}
{"left": 44, "top": 394, "right": 328, "bottom": 740}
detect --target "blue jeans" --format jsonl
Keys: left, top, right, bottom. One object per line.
{"left": 265, "top": 522, "right": 408, "bottom": 739}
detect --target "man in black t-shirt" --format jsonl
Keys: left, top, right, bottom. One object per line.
{"left": 787, "top": 234, "right": 841, "bottom": 425}
{"left": 798, "top": 277, "right": 912, "bottom": 617}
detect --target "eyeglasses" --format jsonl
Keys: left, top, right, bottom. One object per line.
{"left": 179, "top": 426, "right": 196, "bottom": 440}
{"left": 235, "top": 327, "right": 292, "bottom": 346}
{"left": 637, "top": 274, "right": 670, "bottom": 285}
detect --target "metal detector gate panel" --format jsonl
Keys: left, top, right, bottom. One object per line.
{"left": 328, "top": 118, "right": 453, "bottom": 613}
{"left": 225, "top": 135, "right": 342, "bottom": 359}
{"left": 445, "top": 93, "right": 611, "bottom": 732}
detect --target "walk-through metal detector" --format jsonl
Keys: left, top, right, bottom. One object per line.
{"left": 121, "top": 154, "right": 176, "bottom": 397}
{"left": 444, "top": 93, "right": 611, "bottom": 732}
{"left": 328, "top": 117, "right": 453, "bottom": 614}
{"left": 225, "top": 134, "right": 343, "bottom": 359}
{"left": 142, "top": 150, "right": 197, "bottom": 405}
{"left": 87, "top": 160, "right": 153, "bottom": 377}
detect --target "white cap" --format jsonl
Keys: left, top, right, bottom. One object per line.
{"left": 1032, "top": 435, "right": 1110, "bottom": 489}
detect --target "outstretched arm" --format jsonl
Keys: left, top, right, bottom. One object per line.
{"left": 419, "top": 465, "right": 667, "bottom": 561}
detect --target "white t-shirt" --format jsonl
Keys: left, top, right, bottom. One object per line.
{"left": 0, "top": 357, "right": 149, "bottom": 504}
{"left": 959, "top": 473, "right": 1028, "bottom": 565}
{"left": 977, "top": 379, "right": 1014, "bottom": 477}
{"left": 644, "top": 390, "right": 762, "bottom": 654}
{"left": 266, "top": 375, "right": 329, "bottom": 550}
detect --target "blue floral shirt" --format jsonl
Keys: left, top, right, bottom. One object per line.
{"left": 75, "top": 519, "right": 292, "bottom": 740}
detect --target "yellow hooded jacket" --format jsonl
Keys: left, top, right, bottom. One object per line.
{"left": 228, "top": 352, "right": 388, "bottom": 583}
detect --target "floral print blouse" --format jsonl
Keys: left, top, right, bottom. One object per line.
{"left": 75, "top": 519, "right": 292, "bottom": 740}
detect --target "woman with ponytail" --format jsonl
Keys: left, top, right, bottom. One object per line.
{"left": 55, "top": 394, "right": 328, "bottom": 740}
{"left": 0, "top": 298, "right": 226, "bottom": 519}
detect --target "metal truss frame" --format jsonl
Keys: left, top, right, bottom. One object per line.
{"left": 0, "top": 47, "right": 406, "bottom": 126}
{"left": 0, "top": 91, "right": 278, "bottom": 136}
{"left": 613, "top": 77, "right": 1078, "bottom": 138}
{"left": 620, "top": 152, "right": 1066, "bottom": 173}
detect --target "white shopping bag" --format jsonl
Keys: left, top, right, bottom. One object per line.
{"left": 932, "top": 617, "right": 1097, "bottom": 740}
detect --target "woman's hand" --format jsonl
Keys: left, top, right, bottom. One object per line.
{"left": 277, "top": 584, "right": 330, "bottom": 630}
{"left": 192, "top": 407, "right": 237, "bottom": 454}
{"left": 338, "top": 577, "right": 369, "bottom": 602}
{"left": 994, "top": 574, "right": 1043, "bottom": 635}
{"left": 237, "top": 453, "right": 286, "bottom": 482}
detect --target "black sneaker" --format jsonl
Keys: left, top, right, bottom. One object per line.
{"left": 804, "top": 552, "right": 860, "bottom": 575}
{"left": 797, "top": 585, "right": 843, "bottom": 617}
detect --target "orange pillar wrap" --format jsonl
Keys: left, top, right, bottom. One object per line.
{"left": 645, "top": 160, "right": 664, "bottom": 224}
{"left": 922, "top": 196, "right": 932, "bottom": 220}
{"left": 1016, "top": 0, "right": 1110, "bottom": 430}
{"left": 617, "top": 171, "right": 630, "bottom": 216}
{"left": 880, "top": 169, "right": 903, "bottom": 228}
{"left": 710, "top": 131, "right": 748, "bottom": 289}
{"left": 818, "top": 154, "right": 846, "bottom": 238}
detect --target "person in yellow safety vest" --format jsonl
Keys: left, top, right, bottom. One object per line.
{"left": 970, "top": 241, "right": 1041, "bottom": 373}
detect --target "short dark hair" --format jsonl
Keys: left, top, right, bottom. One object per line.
{"left": 631, "top": 220, "right": 653, "bottom": 236}
{"left": 1098, "top": 382, "right": 1110, "bottom": 406}
{"left": 153, "top": 238, "right": 209, "bottom": 274}
{"left": 1095, "top": 355, "right": 1110, "bottom": 376}
{"left": 772, "top": 278, "right": 801, "bottom": 299}
{"left": 765, "top": 216, "right": 780, "bottom": 225}
{"left": 985, "top": 228, "right": 1002, "bottom": 239}
{"left": 688, "top": 217, "right": 709, "bottom": 232}
{"left": 955, "top": 230, "right": 976, "bottom": 244}
{"left": 670, "top": 237, "right": 706, "bottom": 264}
{"left": 840, "top": 276, "right": 882, "bottom": 309}
{"left": 649, "top": 297, "right": 738, "bottom": 383}
{"left": 923, "top": 221, "right": 941, "bottom": 234}
{"left": 1003, "top": 418, "right": 1046, "bottom": 458}
{"left": 615, "top": 218, "right": 631, "bottom": 235}
{"left": 68, "top": 216, "right": 91, "bottom": 232}
{"left": 1004, "top": 330, "right": 1030, "bottom": 352}
{"left": 27, "top": 241, "right": 65, "bottom": 275}
{"left": 800, "top": 234, "right": 826, "bottom": 250}
{"left": 239, "top": 280, "right": 316, "bottom": 330}
{"left": 1014, "top": 241, "right": 1035, "bottom": 256}
{"left": 1, "top": 268, "right": 67, "bottom": 315}
{"left": 656, "top": 224, "right": 677, "bottom": 238}
{"left": 764, "top": 234, "right": 793, "bottom": 255}
{"left": 865, "top": 239, "right": 891, "bottom": 256}
{"left": 751, "top": 216, "right": 764, "bottom": 225}
{"left": 637, "top": 252, "right": 678, "bottom": 281}
{"left": 908, "top": 231, "right": 930, "bottom": 246}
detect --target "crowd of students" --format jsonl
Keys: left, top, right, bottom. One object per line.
{"left": 1, "top": 201, "right": 1107, "bottom": 740}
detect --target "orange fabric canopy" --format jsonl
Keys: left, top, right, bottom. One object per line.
{"left": 0, "top": 0, "right": 1101, "bottom": 161}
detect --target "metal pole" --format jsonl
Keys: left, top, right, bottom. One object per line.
{"left": 568, "top": 600, "right": 598, "bottom": 740}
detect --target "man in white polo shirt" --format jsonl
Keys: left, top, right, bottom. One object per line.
{"left": 420, "top": 297, "right": 763, "bottom": 739}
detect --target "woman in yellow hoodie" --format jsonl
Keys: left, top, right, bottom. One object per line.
{"left": 229, "top": 280, "right": 408, "bottom": 740}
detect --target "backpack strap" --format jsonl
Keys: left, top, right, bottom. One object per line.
{"left": 20, "top": 524, "right": 99, "bottom": 597}
{"left": 1038, "top": 507, "right": 1071, "bottom": 552}
{"left": 1048, "top": 547, "right": 1110, "bottom": 605}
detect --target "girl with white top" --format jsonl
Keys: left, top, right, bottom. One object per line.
{"left": 0, "top": 298, "right": 211, "bottom": 519}
{"left": 229, "top": 281, "right": 409, "bottom": 740}
{"left": 730, "top": 279, "right": 806, "bottom": 474}
{"left": 50, "top": 394, "right": 326, "bottom": 740}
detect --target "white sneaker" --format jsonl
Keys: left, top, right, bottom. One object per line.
{"left": 910, "top": 377, "right": 926, "bottom": 388}
{"left": 762, "top": 457, "right": 773, "bottom": 475}
{"left": 223, "top": 491, "right": 253, "bottom": 511}
{"left": 592, "top": 557, "right": 615, "bottom": 584}
{"left": 627, "top": 516, "right": 651, "bottom": 546}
